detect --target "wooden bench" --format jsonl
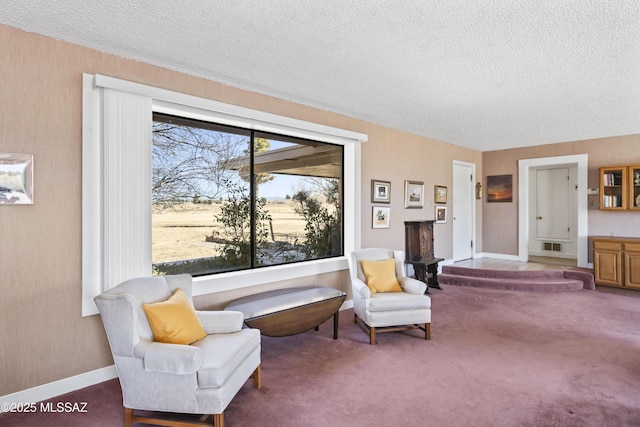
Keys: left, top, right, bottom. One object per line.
{"left": 224, "top": 286, "right": 346, "bottom": 338}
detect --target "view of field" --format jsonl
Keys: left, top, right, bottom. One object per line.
{"left": 152, "top": 200, "right": 307, "bottom": 264}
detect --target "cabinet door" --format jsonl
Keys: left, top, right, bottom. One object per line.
{"left": 419, "top": 221, "right": 435, "bottom": 260}
{"left": 599, "top": 166, "right": 627, "bottom": 210}
{"left": 404, "top": 223, "right": 421, "bottom": 262}
{"left": 404, "top": 221, "right": 434, "bottom": 261}
{"left": 594, "top": 249, "right": 623, "bottom": 286}
{"left": 624, "top": 243, "right": 640, "bottom": 288}
{"left": 629, "top": 165, "right": 640, "bottom": 211}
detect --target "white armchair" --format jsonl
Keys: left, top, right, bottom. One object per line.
{"left": 94, "top": 274, "right": 261, "bottom": 427}
{"left": 348, "top": 248, "right": 431, "bottom": 345}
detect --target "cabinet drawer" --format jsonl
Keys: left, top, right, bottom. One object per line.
{"left": 593, "top": 241, "right": 622, "bottom": 251}
{"left": 624, "top": 243, "right": 640, "bottom": 252}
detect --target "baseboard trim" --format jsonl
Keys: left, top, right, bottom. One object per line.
{"left": 340, "top": 299, "right": 354, "bottom": 310}
{"left": 0, "top": 365, "right": 117, "bottom": 410}
{"left": 475, "top": 252, "right": 520, "bottom": 261}
{"left": 438, "top": 258, "right": 455, "bottom": 267}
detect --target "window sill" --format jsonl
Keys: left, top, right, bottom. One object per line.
{"left": 192, "top": 256, "right": 350, "bottom": 296}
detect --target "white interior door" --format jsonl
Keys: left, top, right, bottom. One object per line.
{"left": 535, "top": 168, "right": 570, "bottom": 240}
{"left": 453, "top": 161, "right": 474, "bottom": 261}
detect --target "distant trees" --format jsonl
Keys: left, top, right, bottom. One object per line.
{"left": 210, "top": 180, "right": 272, "bottom": 267}
{"left": 292, "top": 178, "right": 341, "bottom": 258}
{"left": 152, "top": 118, "right": 248, "bottom": 207}
{"left": 152, "top": 115, "right": 342, "bottom": 273}
{"left": 248, "top": 137, "right": 274, "bottom": 190}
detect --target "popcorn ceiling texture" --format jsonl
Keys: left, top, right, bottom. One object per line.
{"left": 2, "top": 0, "right": 639, "bottom": 151}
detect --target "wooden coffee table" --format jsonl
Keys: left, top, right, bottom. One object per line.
{"left": 224, "top": 286, "right": 346, "bottom": 338}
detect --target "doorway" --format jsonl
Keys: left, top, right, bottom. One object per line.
{"left": 453, "top": 161, "right": 476, "bottom": 261}
{"left": 518, "top": 154, "right": 588, "bottom": 267}
{"left": 528, "top": 165, "right": 578, "bottom": 266}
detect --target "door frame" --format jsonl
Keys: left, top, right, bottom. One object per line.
{"left": 528, "top": 165, "right": 577, "bottom": 258}
{"left": 453, "top": 160, "right": 476, "bottom": 261}
{"left": 518, "top": 154, "right": 588, "bottom": 267}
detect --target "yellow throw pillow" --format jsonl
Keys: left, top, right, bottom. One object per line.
{"left": 142, "top": 288, "right": 207, "bottom": 345}
{"left": 360, "top": 259, "right": 403, "bottom": 294}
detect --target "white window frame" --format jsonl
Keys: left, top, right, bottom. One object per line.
{"left": 82, "top": 74, "right": 367, "bottom": 316}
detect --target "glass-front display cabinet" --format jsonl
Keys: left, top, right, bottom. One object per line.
{"left": 600, "top": 166, "right": 627, "bottom": 210}
{"left": 630, "top": 164, "right": 640, "bottom": 210}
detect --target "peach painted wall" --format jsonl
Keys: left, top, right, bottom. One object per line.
{"left": 0, "top": 24, "right": 482, "bottom": 395}
{"left": 359, "top": 129, "right": 483, "bottom": 258}
{"left": 482, "top": 135, "right": 640, "bottom": 256}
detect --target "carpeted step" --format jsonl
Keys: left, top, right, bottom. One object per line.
{"left": 563, "top": 267, "right": 596, "bottom": 290}
{"left": 439, "top": 265, "right": 594, "bottom": 292}
{"left": 438, "top": 273, "right": 584, "bottom": 292}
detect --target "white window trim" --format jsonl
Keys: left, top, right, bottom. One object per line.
{"left": 82, "top": 74, "right": 366, "bottom": 316}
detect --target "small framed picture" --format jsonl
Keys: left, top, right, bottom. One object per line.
{"left": 371, "top": 179, "right": 391, "bottom": 203}
{"left": 0, "top": 152, "right": 34, "bottom": 205}
{"left": 404, "top": 180, "right": 424, "bottom": 208}
{"left": 435, "top": 185, "right": 447, "bottom": 204}
{"left": 435, "top": 206, "right": 447, "bottom": 223}
{"left": 372, "top": 206, "right": 391, "bottom": 228}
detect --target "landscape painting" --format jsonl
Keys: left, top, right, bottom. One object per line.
{"left": 0, "top": 152, "right": 33, "bottom": 204}
{"left": 487, "top": 174, "right": 513, "bottom": 202}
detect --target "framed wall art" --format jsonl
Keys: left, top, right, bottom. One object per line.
{"left": 371, "top": 179, "right": 391, "bottom": 203}
{"left": 0, "top": 152, "right": 34, "bottom": 205}
{"left": 487, "top": 174, "right": 513, "bottom": 202}
{"left": 434, "top": 185, "right": 447, "bottom": 204}
{"left": 435, "top": 206, "right": 447, "bottom": 223}
{"left": 404, "top": 180, "right": 424, "bottom": 208}
{"left": 372, "top": 206, "right": 390, "bottom": 228}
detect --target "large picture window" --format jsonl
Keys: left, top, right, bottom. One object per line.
{"left": 151, "top": 114, "right": 343, "bottom": 276}
{"left": 82, "top": 74, "right": 365, "bottom": 316}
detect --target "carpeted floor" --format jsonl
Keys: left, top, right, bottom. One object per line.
{"left": 2, "top": 284, "right": 640, "bottom": 426}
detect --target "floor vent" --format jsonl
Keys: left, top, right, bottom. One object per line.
{"left": 543, "top": 242, "right": 562, "bottom": 252}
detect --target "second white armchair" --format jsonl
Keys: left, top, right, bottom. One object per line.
{"left": 348, "top": 248, "right": 432, "bottom": 345}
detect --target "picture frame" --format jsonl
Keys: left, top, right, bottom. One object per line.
{"left": 487, "top": 174, "right": 513, "bottom": 203}
{"left": 435, "top": 206, "right": 447, "bottom": 223}
{"left": 0, "top": 152, "right": 34, "bottom": 205}
{"left": 434, "top": 185, "right": 447, "bottom": 204}
{"left": 371, "top": 179, "right": 391, "bottom": 203}
{"left": 372, "top": 206, "right": 391, "bottom": 228}
{"left": 404, "top": 180, "right": 424, "bottom": 208}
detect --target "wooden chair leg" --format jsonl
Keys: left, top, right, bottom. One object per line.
{"left": 354, "top": 313, "right": 357, "bottom": 323}
{"left": 124, "top": 407, "right": 133, "bottom": 427}
{"left": 425, "top": 323, "right": 431, "bottom": 340}
{"left": 369, "top": 326, "right": 376, "bottom": 345}
{"left": 253, "top": 365, "right": 262, "bottom": 389}
{"left": 214, "top": 412, "right": 224, "bottom": 427}
{"left": 125, "top": 406, "right": 226, "bottom": 427}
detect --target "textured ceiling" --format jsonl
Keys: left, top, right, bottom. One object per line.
{"left": 2, "top": 1, "right": 640, "bottom": 151}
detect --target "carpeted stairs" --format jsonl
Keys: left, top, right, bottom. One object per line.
{"left": 438, "top": 265, "right": 595, "bottom": 291}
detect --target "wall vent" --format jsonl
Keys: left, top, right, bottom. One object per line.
{"left": 543, "top": 242, "right": 562, "bottom": 252}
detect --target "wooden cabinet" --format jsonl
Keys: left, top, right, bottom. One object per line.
{"left": 404, "top": 220, "right": 435, "bottom": 262}
{"left": 591, "top": 237, "right": 640, "bottom": 289}
{"left": 599, "top": 164, "right": 640, "bottom": 210}
{"left": 404, "top": 220, "right": 444, "bottom": 289}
